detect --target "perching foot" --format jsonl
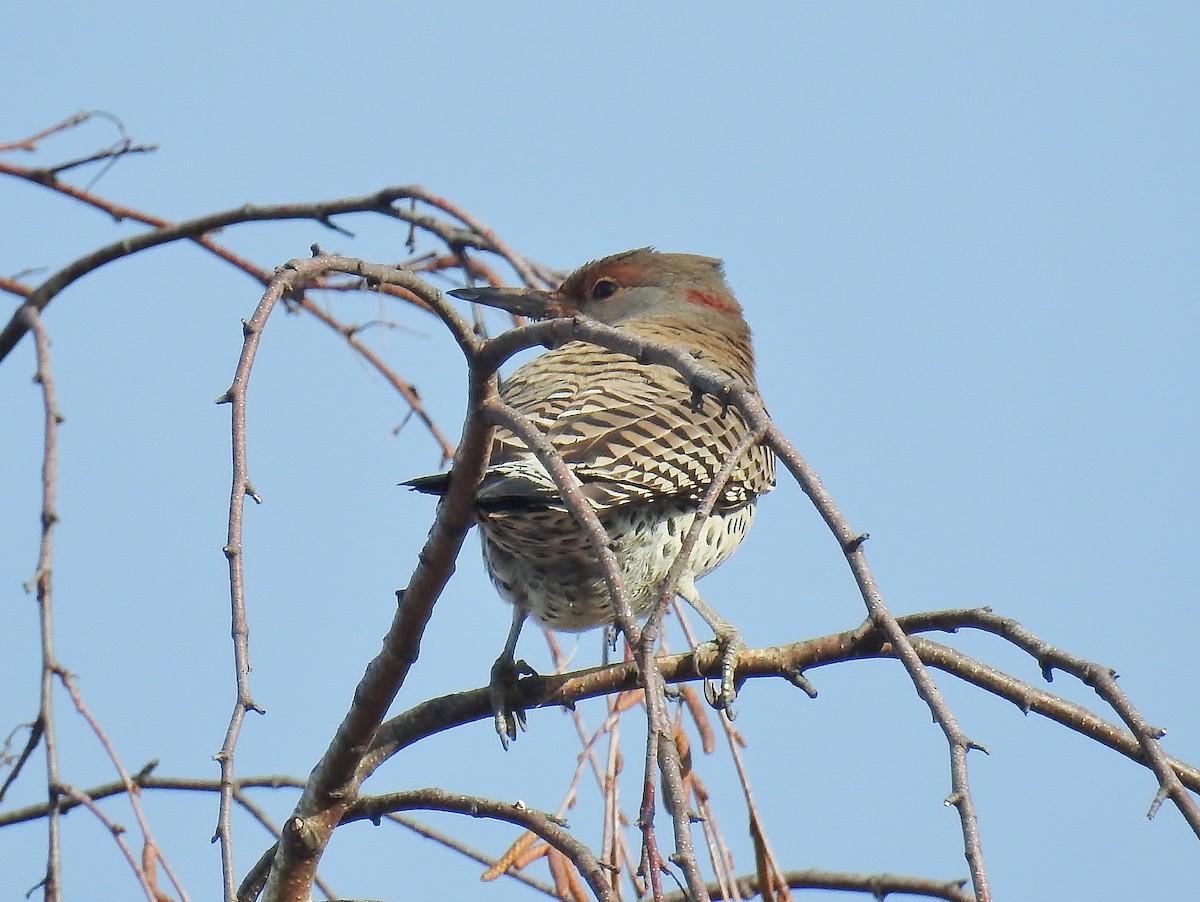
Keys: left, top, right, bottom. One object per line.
{"left": 490, "top": 653, "right": 537, "bottom": 749}
{"left": 700, "top": 626, "right": 744, "bottom": 718}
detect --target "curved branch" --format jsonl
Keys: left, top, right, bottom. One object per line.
{"left": 0, "top": 185, "right": 493, "bottom": 362}
{"left": 344, "top": 788, "right": 616, "bottom": 902}
{"left": 254, "top": 257, "right": 492, "bottom": 901}
{"left": 907, "top": 608, "right": 1200, "bottom": 835}
{"left": 0, "top": 169, "right": 505, "bottom": 455}
{"left": 0, "top": 774, "right": 305, "bottom": 828}
{"left": 396, "top": 187, "right": 548, "bottom": 289}
{"left": 471, "top": 312, "right": 994, "bottom": 899}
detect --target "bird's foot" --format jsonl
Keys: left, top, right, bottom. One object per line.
{"left": 698, "top": 627, "right": 744, "bottom": 718}
{"left": 490, "top": 654, "right": 538, "bottom": 750}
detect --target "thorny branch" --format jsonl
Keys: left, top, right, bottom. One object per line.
{"left": 348, "top": 612, "right": 1200, "bottom": 794}
{"left": 470, "top": 313, "right": 1001, "bottom": 897}
{"left": 233, "top": 258, "right": 1199, "bottom": 901}
{"left": 5, "top": 117, "right": 1196, "bottom": 902}
{"left": 256, "top": 260, "right": 714, "bottom": 901}
{"left": 10, "top": 612, "right": 1196, "bottom": 898}
{"left": 0, "top": 158, "right": 462, "bottom": 457}
{"left": 21, "top": 305, "right": 64, "bottom": 902}
{"left": 240, "top": 257, "right": 493, "bottom": 902}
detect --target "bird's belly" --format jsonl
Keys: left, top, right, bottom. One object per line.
{"left": 479, "top": 501, "right": 757, "bottom": 632}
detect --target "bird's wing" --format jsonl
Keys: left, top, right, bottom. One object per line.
{"left": 483, "top": 341, "right": 775, "bottom": 512}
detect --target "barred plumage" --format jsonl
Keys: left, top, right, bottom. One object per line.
{"left": 406, "top": 248, "right": 774, "bottom": 745}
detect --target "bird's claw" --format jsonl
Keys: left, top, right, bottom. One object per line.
{"left": 490, "top": 655, "right": 537, "bottom": 749}
{"left": 698, "top": 629, "right": 743, "bottom": 718}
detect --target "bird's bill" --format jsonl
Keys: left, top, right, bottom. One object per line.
{"left": 447, "top": 286, "right": 563, "bottom": 319}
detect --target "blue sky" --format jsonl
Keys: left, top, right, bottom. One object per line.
{"left": 2, "top": 4, "right": 1197, "bottom": 900}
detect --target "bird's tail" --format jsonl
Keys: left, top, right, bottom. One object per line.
{"left": 399, "top": 472, "right": 452, "bottom": 496}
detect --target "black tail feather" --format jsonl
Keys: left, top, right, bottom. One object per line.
{"left": 400, "top": 472, "right": 452, "bottom": 496}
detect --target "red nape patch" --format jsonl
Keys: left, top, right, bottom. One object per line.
{"left": 686, "top": 288, "right": 737, "bottom": 314}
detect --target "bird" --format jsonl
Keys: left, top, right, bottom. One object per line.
{"left": 404, "top": 248, "right": 775, "bottom": 746}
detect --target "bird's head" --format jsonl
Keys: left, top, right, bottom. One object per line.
{"left": 449, "top": 248, "right": 744, "bottom": 327}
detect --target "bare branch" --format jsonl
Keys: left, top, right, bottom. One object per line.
{"left": 905, "top": 608, "right": 1200, "bottom": 836}
{"left": 5, "top": 138, "right": 1192, "bottom": 902}
{"left": 643, "top": 868, "right": 975, "bottom": 902}
{"left": 53, "top": 783, "right": 158, "bottom": 901}
{"left": 57, "top": 672, "right": 191, "bottom": 902}
{"left": 0, "top": 185, "right": 501, "bottom": 362}
{"left": 386, "top": 813, "right": 560, "bottom": 897}
{"left": 0, "top": 111, "right": 92, "bottom": 153}
{"left": 0, "top": 720, "right": 42, "bottom": 804}
{"left": 20, "top": 305, "right": 64, "bottom": 902}
{"left": 344, "top": 788, "right": 616, "bottom": 902}
{"left": 357, "top": 614, "right": 1200, "bottom": 796}
{"left": 474, "top": 311, "right": 994, "bottom": 899}
{"left": 252, "top": 257, "right": 493, "bottom": 900}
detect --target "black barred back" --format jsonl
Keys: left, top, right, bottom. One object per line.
{"left": 482, "top": 314, "right": 775, "bottom": 514}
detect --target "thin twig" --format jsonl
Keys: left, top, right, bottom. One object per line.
{"left": 57, "top": 672, "right": 191, "bottom": 902}
{"left": 908, "top": 608, "right": 1200, "bottom": 836}
{"left": 20, "top": 306, "right": 63, "bottom": 902}
{"left": 29, "top": 142, "right": 157, "bottom": 180}
{"left": 642, "top": 868, "right": 975, "bottom": 902}
{"left": 0, "top": 274, "right": 33, "bottom": 298}
{"left": 0, "top": 773, "right": 304, "bottom": 827}
{"left": 53, "top": 783, "right": 159, "bottom": 901}
{"left": 0, "top": 166, "right": 458, "bottom": 457}
{"left": 386, "top": 813, "right": 560, "bottom": 898}
{"left": 292, "top": 295, "right": 455, "bottom": 461}
{"left": 0, "top": 111, "right": 92, "bottom": 153}
{"left": 0, "top": 721, "right": 41, "bottom": 804}
{"left": 397, "top": 187, "right": 546, "bottom": 289}
{"left": 0, "top": 184, "right": 493, "bottom": 362}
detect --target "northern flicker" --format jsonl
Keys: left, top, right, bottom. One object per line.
{"left": 406, "top": 248, "right": 775, "bottom": 745}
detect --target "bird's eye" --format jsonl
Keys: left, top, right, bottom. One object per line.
{"left": 590, "top": 278, "right": 620, "bottom": 300}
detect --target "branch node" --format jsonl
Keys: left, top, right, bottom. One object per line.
{"left": 283, "top": 815, "right": 322, "bottom": 857}
{"left": 783, "top": 667, "right": 818, "bottom": 698}
{"left": 844, "top": 532, "right": 870, "bottom": 553}
{"left": 1037, "top": 650, "right": 1057, "bottom": 682}
{"left": 1147, "top": 786, "right": 1169, "bottom": 820}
